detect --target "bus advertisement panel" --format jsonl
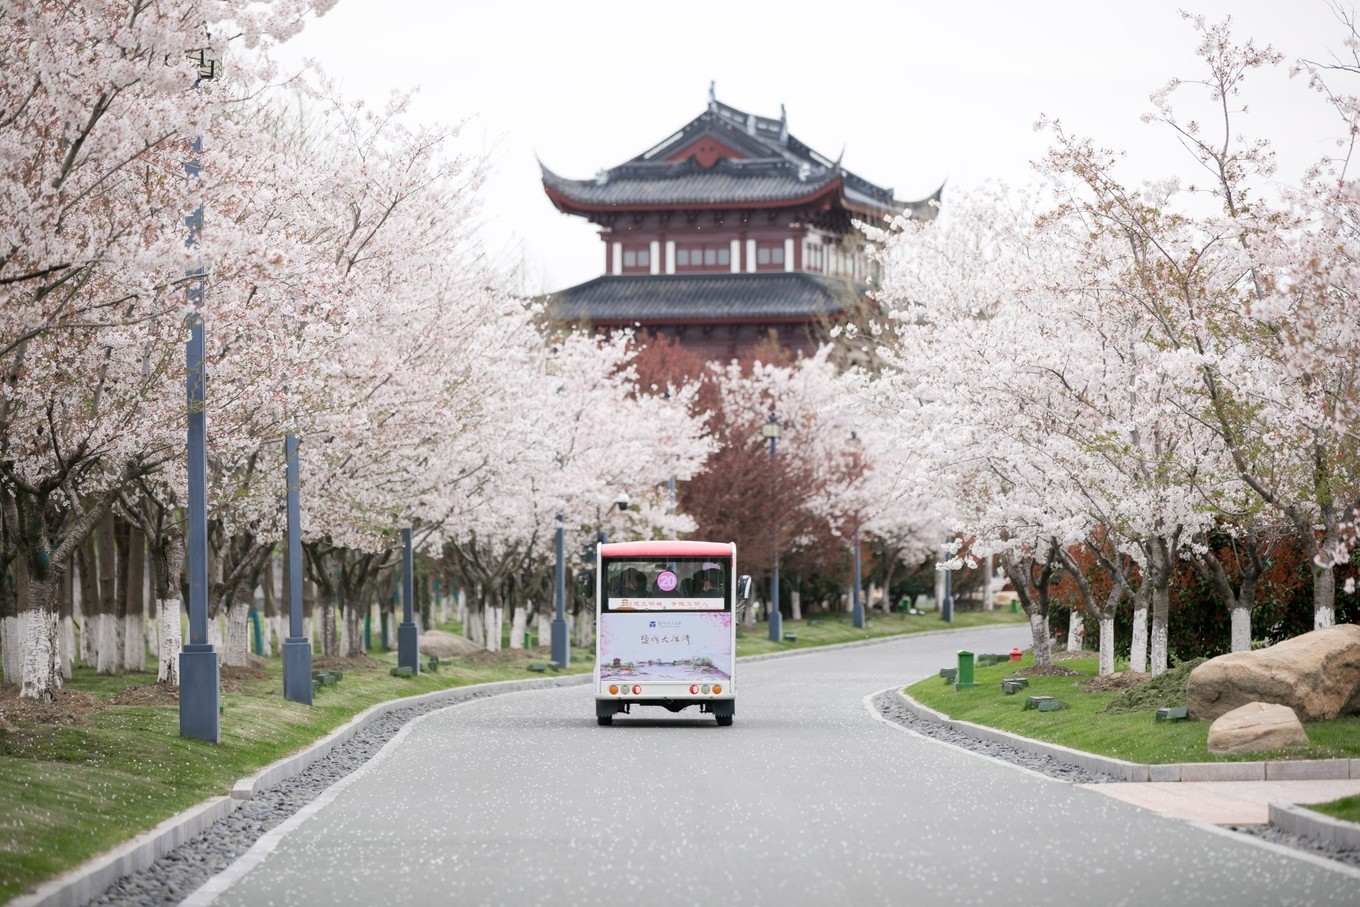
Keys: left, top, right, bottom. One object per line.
{"left": 598, "top": 611, "right": 733, "bottom": 683}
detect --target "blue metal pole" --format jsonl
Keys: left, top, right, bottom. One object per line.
{"left": 178, "top": 134, "right": 219, "bottom": 743}
{"left": 852, "top": 525, "right": 864, "bottom": 629}
{"left": 941, "top": 535, "right": 955, "bottom": 623}
{"left": 397, "top": 526, "right": 419, "bottom": 672}
{"left": 551, "top": 515, "right": 568, "bottom": 667}
{"left": 282, "top": 432, "right": 311, "bottom": 703}
{"left": 768, "top": 433, "right": 782, "bottom": 643}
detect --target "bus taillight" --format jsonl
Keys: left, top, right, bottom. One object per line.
{"left": 631, "top": 685, "right": 642, "bottom": 695}
{"left": 712, "top": 684, "right": 722, "bottom": 695}
{"left": 689, "top": 684, "right": 699, "bottom": 694}
{"left": 608, "top": 685, "right": 619, "bottom": 695}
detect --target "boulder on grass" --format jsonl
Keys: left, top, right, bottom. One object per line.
{"left": 419, "top": 629, "right": 482, "bottom": 658}
{"left": 1185, "top": 624, "right": 1360, "bottom": 722}
{"left": 1206, "top": 702, "right": 1309, "bottom": 755}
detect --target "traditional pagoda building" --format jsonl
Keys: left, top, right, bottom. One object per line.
{"left": 543, "top": 86, "right": 940, "bottom": 360}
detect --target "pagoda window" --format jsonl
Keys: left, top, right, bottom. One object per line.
{"left": 622, "top": 246, "right": 651, "bottom": 272}
{"left": 755, "top": 242, "right": 785, "bottom": 270}
{"left": 676, "top": 243, "right": 730, "bottom": 271}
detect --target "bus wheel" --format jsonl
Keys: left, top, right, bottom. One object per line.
{"left": 597, "top": 715, "right": 613, "bottom": 726}
{"left": 715, "top": 715, "right": 733, "bottom": 727}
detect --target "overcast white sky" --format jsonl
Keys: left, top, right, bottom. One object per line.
{"left": 271, "top": 1, "right": 1354, "bottom": 294}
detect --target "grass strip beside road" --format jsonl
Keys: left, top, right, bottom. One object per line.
{"left": 0, "top": 608, "right": 1020, "bottom": 901}
{"left": 1305, "top": 795, "right": 1360, "bottom": 824}
{"left": 904, "top": 654, "right": 1360, "bottom": 767}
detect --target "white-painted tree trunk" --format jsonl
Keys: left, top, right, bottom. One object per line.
{"left": 536, "top": 613, "right": 550, "bottom": 649}
{"left": 571, "top": 605, "right": 587, "bottom": 647}
{"left": 156, "top": 598, "right": 181, "bottom": 686}
{"left": 1098, "top": 616, "right": 1115, "bottom": 676}
{"left": 1, "top": 615, "right": 20, "bottom": 684}
{"left": 270, "top": 616, "right": 285, "bottom": 656}
{"left": 222, "top": 600, "right": 251, "bottom": 666}
{"left": 1231, "top": 606, "right": 1252, "bottom": 653}
{"left": 790, "top": 590, "right": 802, "bottom": 622}
{"left": 468, "top": 607, "right": 484, "bottom": 647}
{"left": 486, "top": 607, "right": 502, "bottom": 652}
{"left": 60, "top": 616, "right": 74, "bottom": 680}
{"left": 457, "top": 588, "right": 467, "bottom": 628}
{"left": 208, "top": 615, "right": 223, "bottom": 651}
{"left": 1314, "top": 566, "right": 1335, "bottom": 630}
{"left": 1150, "top": 618, "right": 1169, "bottom": 676}
{"left": 509, "top": 607, "right": 527, "bottom": 650}
{"left": 146, "top": 611, "right": 158, "bottom": 662}
{"left": 1027, "top": 611, "right": 1051, "bottom": 667}
{"left": 1130, "top": 603, "right": 1148, "bottom": 673}
{"left": 1066, "top": 611, "right": 1084, "bottom": 651}
{"left": 96, "top": 613, "right": 121, "bottom": 674}
{"left": 123, "top": 614, "right": 146, "bottom": 672}
{"left": 21, "top": 608, "right": 63, "bottom": 700}
{"left": 982, "top": 555, "right": 995, "bottom": 611}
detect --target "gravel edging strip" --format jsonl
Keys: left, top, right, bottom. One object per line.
{"left": 890, "top": 690, "right": 1360, "bottom": 783}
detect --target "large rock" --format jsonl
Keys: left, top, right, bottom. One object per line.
{"left": 419, "top": 629, "right": 482, "bottom": 658}
{"left": 1206, "top": 702, "right": 1309, "bottom": 755}
{"left": 1185, "top": 624, "right": 1360, "bottom": 722}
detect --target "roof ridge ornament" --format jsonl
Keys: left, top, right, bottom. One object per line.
{"left": 708, "top": 80, "right": 716, "bottom": 112}
{"left": 780, "top": 103, "right": 788, "bottom": 143}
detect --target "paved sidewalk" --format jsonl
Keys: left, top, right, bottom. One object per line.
{"left": 1079, "top": 779, "right": 1360, "bottom": 825}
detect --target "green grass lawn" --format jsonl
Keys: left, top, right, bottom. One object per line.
{"left": 1305, "top": 795, "right": 1360, "bottom": 824}
{"left": 0, "top": 607, "right": 1019, "bottom": 901}
{"left": 904, "top": 654, "right": 1360, "bottom": 766}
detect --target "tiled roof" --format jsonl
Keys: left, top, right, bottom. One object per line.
{"left": 542, "top": 158, "right": 839, "bottom": 208}
{"left": 547, "top": 273, "right": 868, "bottom": 324}
{"left": 543, "top": 96, "right": 939, "bottom": 220}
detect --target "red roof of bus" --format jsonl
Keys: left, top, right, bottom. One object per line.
{"left": 600, "top": 540, "right": 734, "bottom": 558}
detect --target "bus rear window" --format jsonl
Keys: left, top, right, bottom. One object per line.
{"left": 603, "top": 557, "right": 729, "bottom": 612}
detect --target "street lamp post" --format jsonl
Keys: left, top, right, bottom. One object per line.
{"left": 552, "top": 511, "right": 568, "bottom": 667}
{"left": 761, "top": 412, "right": 783, "bottom": 643}
{"left": 398, "top": 526, "right": 419, "bottom": 673}
{"left": 852, "top": 526, "right": 864, "bottom": 630}
{"left": 281, "top": 431, "right": 312, "bottom": 704}
{"left": 179, "top": 47, "right": 222, "bottom": 743}
{"left": 941, "top": 534, "right": 955, "bottom": 623}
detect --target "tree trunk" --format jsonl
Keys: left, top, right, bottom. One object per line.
{"left": 320, "top": 596, "right": 337, "bottom": 657}
{"left": 1230, "top": 605, "right": 1252, "bottom": 653}
{"left": 124, "top": 525, "right": 146, "bottom": 672}
{"left": 509, "top": 606, "right": 527, "bottom": 650}
{"left": 1027, "top": 610, "right": 1050, "bottom": 664}
{"left": 76, "top": 535, "right": 98, "bottom": 668}
{"left": 790, "top": 588, "right": 802, "bottom": 622}
{"left": 223, "top": 599, "right": 250, "bottom": 666}
{"left": 1098, "top": 616, "right": 1115, "bottom": 676}
{"left": 1066, "top": 610, "right": 1084, "bottom": 652}
{"left": 1313, "top": 562, "right": 1336, "bottom": 629}
{"left": 20, "top": 575, "right": 63, "bottom": 701}
{"left": 1129, "top": 586, "right": 1149, "bottom": 673}
{"left": 535, "top": 611, "right": 550, "bottom": 649}
{"left": 95, "top": 511, "right": 119, "bottom": 675}
{"left": 343, "top": 600, "right": 366, "bottom": 657}
{"left": 0, "top": 583, "right": 19, "bottom": 685}
{"left": 982, "top": 554, "right": 995, "bottom": 612}
{"left": 59, "top": 570, "right": 74, "bottom": 681}
{"left": 156, "top": 597, "right": 182, "bottom": 686}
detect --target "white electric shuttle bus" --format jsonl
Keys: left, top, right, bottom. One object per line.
{"left": 591, "top": 540, "right": 751, "bottom": 726}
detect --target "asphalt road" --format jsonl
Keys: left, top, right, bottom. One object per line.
{"left": 190, "top": 625, "right": 1360, "bottom": 906}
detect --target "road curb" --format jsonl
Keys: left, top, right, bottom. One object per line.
{"left": 894, "top": 690, "right": 1359, "bottom": 783}
{"left": 9, "top": 797, "right": 240, "bottom": 907}
{"left": 1269, "top": 802, "right": 1360, "bottom": 849}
